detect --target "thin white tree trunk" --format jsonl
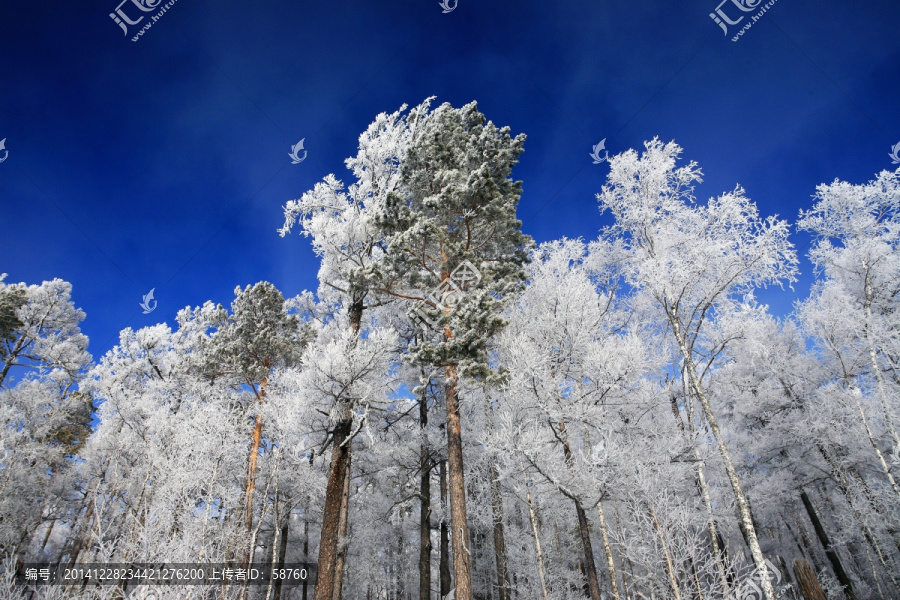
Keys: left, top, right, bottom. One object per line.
{"left": 596, "top": 501, "right": 621, "bottom": 600}
{"left": 520, "top": 462, "right": 549, "bottom": 600}
{"left": 670, "top": 316, "right": 776, "bottom": 600}
{"left": 862, "top": 260, "right": 900, "bottom": 450}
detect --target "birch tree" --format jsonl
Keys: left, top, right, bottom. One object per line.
{"left": 596, "top": 138, "right": 798, "bottom": 600}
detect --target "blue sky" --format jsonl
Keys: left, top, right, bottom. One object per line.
{"left": 1, "top": 0, "right": 898, "bottom": 359}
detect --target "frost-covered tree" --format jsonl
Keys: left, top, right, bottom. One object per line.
{"left": 204, "top": 281, "right": 310, "bottom": 571}
{"left": 0, "top": 278, "right": 90, "bottom": 389}
{"left": 596, "top": 138, "right": 798, "bottom": 600}
{"left": 798, "top": 168, "right": 900, "bottom": 501}
{"left": 495, "top": 238, "right": 648, "bottom": 600}
{"left": 279, "top": 100, "right": 427, "bottom": 600}
{"left": 0, "top": 278, "right": 91, "bottom": 563}
{"left": 371, "top": 100, "right": 531, "bottom": 600}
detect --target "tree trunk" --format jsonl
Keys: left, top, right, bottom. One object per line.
{"left": 489, "top": 463, "right": 510, "bottom": 600}
{"left": 267, "top": 497, "right": 284, "bottom": 600}
{"left": 483, "top": 398, "right": 510, "bottom": 600}
{"left": 522, "top": 466, "right": 549, "bottom": 600}
{"left": 314, "top": 417, "right": 353, "bottom": 600}
{"left": 316, "top": 298, "right": 364, "bottom": 600}
{"left": 303, "top": 510, "right": 311, "bottom": 600}
{"left": 271, "top": 516, "right": 290, "bottom": 600}
{"left": 677, "top": 387, "right": 731, "bottom": 595}
{"left": 420, "top": 393, "right": 433, "bottom": 600}
{"left": 670, "top": 317, "right": 776, "bottom": 600}
{"left": 556, "top": 420, "right": 602, "bottom": 600}
{"left": 574, "top": 501, "right": 603, "bottom": 600}
{"left": 445, "top": 371, "right": 473, "bottom": 600}
{"left": 793, "top": 558, "right": 826, "bottom": 600}
{"left": 596, "top": 502, "right": 621, "bottom": 600}
{"left": 332, "top": 451, "right": 352, "bottom": 600}
{"left": 648, "top": 501, "right": 681, "bottom": 600}
{"left": 799, "top": 490, "right": 855, "bottom": 600}
{"left": 440, "top": 460, "right": 452, "bottom": 598}
{"left": 244, "top": 378, "right": 269, "bottom": 569}
{"left": 862, "top": 261, "right": 900, "bottom": 450}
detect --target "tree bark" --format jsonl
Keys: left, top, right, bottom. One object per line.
{"left": 676, "top": 387, "right": 731, "bottom": 595}
{"left": 244, "top": 378, "right": 269, "bottom": 569}
{"left": 556, "top": 420, "right": 602, "bottom": 600}
{"left": 574, "top": 501, "right": 603, "bottom": 600}
{"left": 648, "top": 501, "right": 681, "bottom": 600}
{"left": 303, "top": 511, "right": 311, "bottom": 600}
{"left": 420, "top": 393, "right": 433, "bottom": 600}
{"left": 314, "top": 417, "right": 353, "bottom": 600}
{"left": 316, "top": 298, "right": 364, "bottom": 600}
{"left": 440, "top": 460, "right": 452, "bottom": 598}
{"left": 793, "top": 558, "right": 826, "bottom": 600}
{"left": 332, "top": 451, "right": 352, "bottom": 600}
{"left": 445, "top": 370, "right": 473, "bottom": 600}
{"left": 799, "top": 490, "right": 855, "bottom": 600}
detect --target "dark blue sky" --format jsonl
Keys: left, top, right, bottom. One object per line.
{"left": 1, "top": 0, "right": 898, "bottom": 358}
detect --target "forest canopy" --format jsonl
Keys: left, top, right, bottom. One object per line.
{"left": 2, "top": 100, "right": 899, "bottom": 600}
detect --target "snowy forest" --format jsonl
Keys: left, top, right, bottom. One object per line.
{"left": 2, "top": 98, "right": 899, "bottom": 600}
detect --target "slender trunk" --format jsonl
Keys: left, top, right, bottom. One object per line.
{"left": 799, "top": 490, "right": 855, "bottom": 599}
{"left": 314, "top": 417, "right": 353, "bottom": 600}
{"left": 244, "top": 377, "right": 269, "bottom": 566}
{"left": 483, "top": 399, "right": 510, "bottom": 600}
{"left": 440, "top": 460, "right": 452, "bottom": 598}
{"left": 615, "top": 508, "right": 633, "bottom": 600}
{"left": 490, "top": 463, "right": 510, "bottom": 600}
{"left": 445, "top": 370, "right": 473, "bottom": 600}
{"left": 420, "top": 392, "right": 433, "bottom": 600}
{"left": 303, "top": 510, "right": 310, "bottom": 600}
{"left": 271, "top": 516, "right": 290, "bottom": 600}
{"left": 245, "top": 412, "right": 264, "bottom": 531}
{"left": 522, "top": 467, "right": 549, "bottom": 600}
{"left": 267, "top": 499, "right": 283, "bottom": 600}
{"left": 670, "top": 316, "right": 775, "bottom": 600}
{"left": 333, "top": 450, "right": 352, "bottom": 600}
{"left": 862, "top": 261, "right": 900, "bottom": 450}
{"left": 243, "top": 477, "right": 273, "bottom": 600}
{"left": 679, "top": 387, "right": 731, "bottom": 596}
{"left": 596, "top": 502, "right": 621, "bottom": 600}
{"left": 648, "top": 502, "right": 681, "bottom": 600}
{"left": 847, "top": 385, "right": 900, "bottom": 501}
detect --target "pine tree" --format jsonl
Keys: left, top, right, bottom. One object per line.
{"left": 371, "top": 100, "right": 532, "bottom": 600}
